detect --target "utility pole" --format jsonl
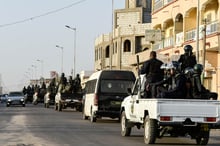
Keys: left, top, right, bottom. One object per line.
{"left": 196, "top": 0, "right": 200, "bottom": 61}
{"left": 202, "top": 18, "right": 207, "bottom": 84}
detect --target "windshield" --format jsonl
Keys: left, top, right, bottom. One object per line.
{"left": 100, "top": 80, "right": 134, "bottom": 94}
{"left": 9, "top": 92, "right": 23, "bottom": 96}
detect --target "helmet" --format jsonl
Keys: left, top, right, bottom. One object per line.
{"left": 167, "top": 61, "right": 180, "bottom": 71}
{"left": 193, "top": 64, "right": 203, "bottom": 73}
{"left": 160, "top": 63, "right": 167, "bottom": 69}
{"left": 184, "top": 45, "right": 193, "bottom": 53}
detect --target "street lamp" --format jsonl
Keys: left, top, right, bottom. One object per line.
{"left": 65, "top": 25, "right": 76, "bottom": 78}
{"left": 31, "top": 65, "right": 37, "bottom": 82}
{"left": 37, "top": 59, "right": 44, "bottom": 78}
{"left": 56, "top": 45, "right": 64, "bottom": 74}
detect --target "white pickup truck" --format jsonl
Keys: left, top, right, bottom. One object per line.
{"left": 120, "top": 75, "right": 220, "bottom": 145}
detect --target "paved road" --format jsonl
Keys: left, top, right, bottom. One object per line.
{"left": 0, "top": 103, "right": 219, "bottom": 146}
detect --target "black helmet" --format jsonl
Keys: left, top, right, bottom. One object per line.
{"left": 184, "top": 45, "right": 193, "bottom": 53}
{"left": 193, "top": 64, "right": 203, "bottom": 73}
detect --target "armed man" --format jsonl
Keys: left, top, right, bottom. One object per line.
{"left": 178, "top": 45, "right": 197, "bottom": 71}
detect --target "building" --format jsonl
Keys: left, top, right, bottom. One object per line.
{"left": 151, "top": 0, "right": 220, "bottom": 96}
{"left": 94, "top": 0, "right": 220, "bottom": 98}
{"left": 94, "top": 0, "right": 153, "bottom": 74}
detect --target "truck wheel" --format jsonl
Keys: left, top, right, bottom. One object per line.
{"left": 54, "top": 103, "right": 58, "bottom": 111}
{"left": 46, "top": 103, "right": 49, "bottom": 108}
{"left": 82, "top": 107, "right": 88, "bottom": 120}
{"left": 144, "top": 116, "right": 158, "bottom": 144}
{"left": 90, "top": 108, "right": 96, "bottom": 122}
{"left": 196, "top": 131, "right": 210, "bottom": 145}
{"left": 121, "top": 111, "right": 131, "bottom": 136}
{"left": 58, "top": 102, "right": 62, "bottom": 111}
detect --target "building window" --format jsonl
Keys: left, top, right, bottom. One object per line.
{"left": 124, "top": 40, "right": 131, "bottom": 52}
{"left": 105, "top": 46, "right": 110, "bottom": 58}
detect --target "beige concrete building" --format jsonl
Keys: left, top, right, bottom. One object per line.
{"left": 94, "top": 0, "right": 220, "bottom": 98}
{"left": 151, "top": 0, "right": 220, "bottom": 97}
{"left": 94, "top": 0, "right": 153, "bottom": 74}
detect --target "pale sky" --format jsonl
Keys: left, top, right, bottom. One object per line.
{"left": 0, "top": 0, "right": 124, "bottom": 92}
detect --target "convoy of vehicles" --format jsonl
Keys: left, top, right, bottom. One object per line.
{"left": 82, "top": 70, "right": 136, "bottom": 122}
{"left": 120, "top": 74, "right": 220, "bottom": 145}
{"left": 2, "top": 67, "right": 220, "bottom": 145}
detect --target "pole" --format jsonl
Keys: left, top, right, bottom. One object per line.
{"left": 110, "top": 0, "right": 114, "bottom": 70}
{"left": 56, "top": 45, "right": 64, "bottom": 74}
{"left": 74, "top": 28, "right": 76, "bottom": 78}
{"left": 65, "top": 25, "right": 76, "bottom": 78}
{"left": 37, "top": 59, "right": 44, "bottom": 78}
{"left": 196, "top": 0, "right": 200, "bottom": 61}
{"left": 202, "top": 19, "right": 207, "bottom": 84}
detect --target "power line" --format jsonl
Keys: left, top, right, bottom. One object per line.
{"left": 0, "top": 0, "right": 87, "bottom": 28}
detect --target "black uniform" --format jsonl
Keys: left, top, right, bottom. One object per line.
{"left": 140, "top": 58, "right": 164, "bottom": 83}
{"left": 157, "top": 73, "right": 187, "bottom": 99}
{"left": 178, "top": 54, "right": 197, "bottom": 71}
{"left": 192, "top": 72, "right": 218, "bottom": 100}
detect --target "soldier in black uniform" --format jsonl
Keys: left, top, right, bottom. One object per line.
{"left": 140, "top": 51, "right": 164, "bottom": 83}
{"left": 157, "top": 61, "right": 187, "bottom": 99}
{"left": 178, "top": 45, "right": 197, "bottom": 71}
{"left": 192, "top": 64, "right": 218, "bottom": 100}
{"left": 139, "top": 51, "right": 164, "bottom": 98}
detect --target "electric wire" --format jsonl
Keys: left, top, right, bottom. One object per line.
{"left": 0, "top": 0, "right": 87, "bottom": 28}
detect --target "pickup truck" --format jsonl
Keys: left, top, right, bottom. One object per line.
{"left": 54, "top": 92, "right": 83, "bottom": 112}
{"left": 120, "top": 75, "right": 220, "bottom": 145}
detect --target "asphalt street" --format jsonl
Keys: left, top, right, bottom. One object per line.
{"left": 0, "top": 103, "right": 219, "bottom": 146}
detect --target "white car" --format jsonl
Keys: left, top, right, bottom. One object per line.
{"left": 6, "top": 91, "right": 25, "bottom": 107}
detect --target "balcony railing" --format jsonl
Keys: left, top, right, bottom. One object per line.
{"left": 153, "top": 36, "right": 174, "bottom": 50}
{"left": 185, "top": 29, "right": 196, "bottom": 41}
{"left": 185, "top": 21, "right": 220, "bottom": 41}
{"left": 206, "top": 21, "right": 219, "bottom": 35}
{"left": 153, "top": 0, "right": 175, "bottom": 12}
{"left": 153, "top": 21, "right": 219, "bottom": 50}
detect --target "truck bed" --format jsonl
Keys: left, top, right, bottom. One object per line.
{"left": 138, "top": 98, "right": 220, "bottom": 124}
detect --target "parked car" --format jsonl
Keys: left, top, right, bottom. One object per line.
{"left": 6, "top": 91, "right": 25, "bottom": 107}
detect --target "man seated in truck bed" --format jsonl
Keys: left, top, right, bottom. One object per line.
{"left": 155, "top": 61, "right": 187, "bottom": 99}
{"left": 151, "top": 62, "right": 218, "bottom": 100}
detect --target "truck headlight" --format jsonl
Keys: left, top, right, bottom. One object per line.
{"left": 8, "top": 98, "right": 11, "bottom": 102}
{"left": 20, "top": 98, "right": 24, "bottom": 101}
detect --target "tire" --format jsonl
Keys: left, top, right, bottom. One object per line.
{"left": 82, "top": 107, "right": 89, "bottom": 120}
{"left": 46, "top": 103, "right": 49, "bottom": 108}
{"left": 144, "top": 116, "right": 158, "bottom": 144}
{"left": 196, "top": 131, "right": 210, "bottom": 145}
{"left": 58, "top": 102, "right": 62, "bottom": 111}
{"left": 121, "top": 111, "right": 131, "bottom": 136}
{"left": 54, "top": 103, "right": 58, "bottom": 111}
{"left": 22, "top": 104, "right": 25, "bottom": 107}
{"left": 90, "top": 108, "right": 96, "bottom": 122}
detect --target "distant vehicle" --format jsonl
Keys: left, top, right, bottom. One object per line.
{"left": 0, "top": 94, "right": 8, "bottom": 103}
{"left": 82, "top": 70, "right": 136, "bottom": 122}
{"left": 44, "top": 92, "right": 56, "bottom": 108}
{"left": 6, "top": 91, "right": 25, "bottom": 107}
{"left": 54, "top": 92, "right": 83, "bottom": 112}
